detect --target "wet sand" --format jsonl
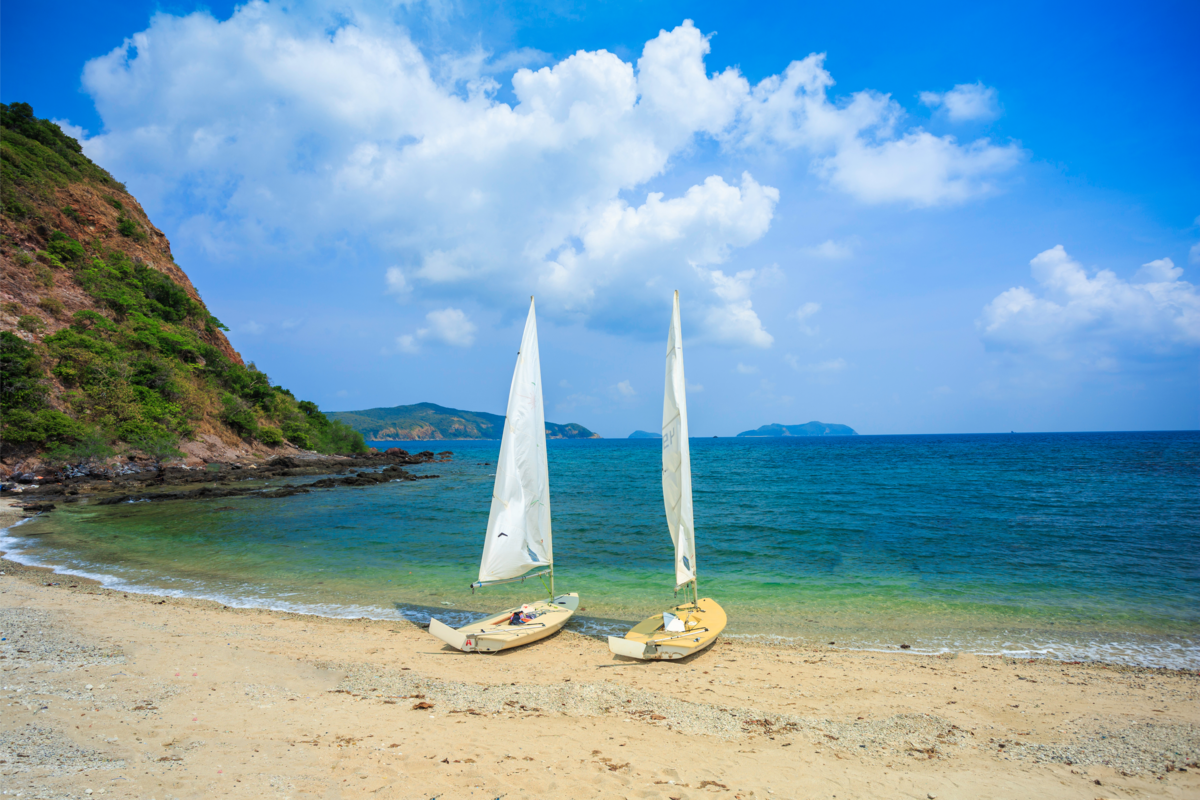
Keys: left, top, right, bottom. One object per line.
{"left": 1, "top": 501, "right": 1198, "bottom": 799}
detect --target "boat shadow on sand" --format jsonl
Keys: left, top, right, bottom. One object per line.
{"left": 393, "top": 601, "right": 637, "bottom": 646}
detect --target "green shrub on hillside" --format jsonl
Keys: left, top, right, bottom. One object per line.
{"left": 1, "top": 331, "right": 84, "bottom": 447}
{"left": 48, "top": 231, "right": 85, "bottom": 264}
{"left": 1, "top": 331, "right": 47, "bottom": 410}
{"left": 33, "top": 264, "right": 54, "bottom": 288}
{"left": 17, "top": 315, "right": 44, "bottom": 333}
{"left": 43, "top": 428, "right": 115, "bottom": 468}
{"left": 117, "top": 215, "right": 147, "bottom": 241}
{"left": 125, "top": 427, "right": 183, "bottom": 466}
{"left": 220, "top": 393, "right": 259, "bottom": 438}
{"left": 257, "top": 426, "right": 284, "bottom": 446}
{"left": 37, "top": 297, "right": 65, "bottom": 318}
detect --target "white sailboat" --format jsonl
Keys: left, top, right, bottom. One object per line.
{"left": 428, "top": 298, "right": 579, "bottom": 653}
{"left": 608, "top": 291, "right": 726, "bottom": 661}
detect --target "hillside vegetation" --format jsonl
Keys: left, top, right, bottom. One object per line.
{"left": 736, "top": 422, "right": 858, "bottom": 437}
{"left": 330, "top": 402, "right": 600, "bottom": 440}
{"left": 0, "top": 103, "right": 365, "bottom": 465}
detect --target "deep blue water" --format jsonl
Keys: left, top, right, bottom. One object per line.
{"left": 4, "top": 431, "right": 1198, "bottom": 667}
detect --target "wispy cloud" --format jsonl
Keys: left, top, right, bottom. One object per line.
{"left": 978, "top": 245, "right": 1200, "bottom": 366}
{"left": 785, "top": 354, "right": 848, "bottom": 374}
{"left": 736, "top": 363, "right": 759, "bottom": 374}
{"left": 920, "top": 82, "right": 1002, "bottom": 122}
{"left": 394, "top": 307, "right": 477, "bottom": 354}
{"left": 385, "top": 267, "right": 410, "bottom": 300}
{"left": 803, "top": 240, "right": 853, "bottom": 260}
{"left": 792, "top": 302, "right": 822, "bottom": 335}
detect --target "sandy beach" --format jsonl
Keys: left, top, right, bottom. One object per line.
{"left": 1, "top": 505, "right": 1198, "bottom": 800}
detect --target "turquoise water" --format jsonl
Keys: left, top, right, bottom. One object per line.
{"left": 4, "top": 432, "right": 1198, "bottom": 667}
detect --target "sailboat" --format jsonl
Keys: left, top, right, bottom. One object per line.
{"left": 428, "top": 298, "right": 579, "bottom": 653}
{"left": 608, "top": 291, "right": 727, "bottom": 661}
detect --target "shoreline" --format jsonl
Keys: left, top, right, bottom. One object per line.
{"left": 2, "top": 543, "right": 1197, "bottom": 799}
{"left": 4, "top": 497, "right": 1198, "bottom": 673}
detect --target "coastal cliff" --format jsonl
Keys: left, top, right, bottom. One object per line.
{"left": 331, "top": 402, "right": 601, "bottom": 440}
{"left": 0, "top": 103, "right": 365, "bottom": 468}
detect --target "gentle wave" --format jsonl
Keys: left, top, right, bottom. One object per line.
{"left": 4, "top": 433, "right": 1197, "bottom": 670}
{"left": 4, "top": 519, "right": 1195, "bottom": 670}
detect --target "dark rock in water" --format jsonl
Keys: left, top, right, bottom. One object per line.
{"left": 21, "top": 502, "right": 56, "bottom": 513}
{"left": 900, "top": 643, "right": 911, "bottom": 649}
{"left": 384, "top": 448, "right": 410, "bottom": 456}
{"left": 260, "top": 486, "right": 311, "bottom": 498}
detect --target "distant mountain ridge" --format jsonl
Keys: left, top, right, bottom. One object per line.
{"left": 628, "top": 430, "right": 662, "bottom": 439}
{"left": 737, "top": 421, "right": 857, "bottom": 437}
{"left": 330, "top": 402, "right": 600, "bottom": 441}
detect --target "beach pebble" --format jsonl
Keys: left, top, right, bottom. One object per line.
{"left": 86, "top": 684, "right": 94, "bottom": 690}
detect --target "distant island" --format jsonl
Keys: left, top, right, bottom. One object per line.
{"left": 628, "top": 430, "right": 662, "bottom": 439}
{"left": 736, "top": 422, "right": 858, "bottom": 437}
{"left": 330, "top": 402, "right": 600, "bottom": 441}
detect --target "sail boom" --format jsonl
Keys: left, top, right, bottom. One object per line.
{"left": 471, "top": 568, "right": 552, "bottom": 589}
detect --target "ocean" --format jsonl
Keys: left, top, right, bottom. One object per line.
{"left": 3, "top": 431, "right": 1198, "bottom": 668}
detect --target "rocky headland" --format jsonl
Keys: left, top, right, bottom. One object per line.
{"left": 1, "top": 448, "right": 453, "bottom": 516}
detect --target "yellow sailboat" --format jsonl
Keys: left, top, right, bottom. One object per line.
{"left": 608, "top": 291, "right": 726, "bottom": 661}
{"left": 428, "top": 298, "right": 579, "bottom": 653}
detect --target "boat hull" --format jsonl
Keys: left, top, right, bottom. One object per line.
{"left": 607, "top": 596, "right": 726, "bottom": 660}
{"left": 429, "top": 593, "right": 579, "bottom": 653}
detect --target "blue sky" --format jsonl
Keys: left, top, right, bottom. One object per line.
{"left": 4, "top": 0, "right": 1198, "bottom": 436}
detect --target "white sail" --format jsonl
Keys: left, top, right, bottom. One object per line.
{"left": 477, "top": 299, "right": 552, "bottom": 584}
{"left": 662, "top": 290, "right": 696, "bottom": 589}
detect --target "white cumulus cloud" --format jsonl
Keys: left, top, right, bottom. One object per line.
{"left": 920, "top": 82, "right": 1001, "bottom": 122}
{"left": 731, "top": 58, "right": 1020, "bottom": 205}
{"left": 615, "top": 380, "right": 636, "bottom": 397}
{"left": 395, "top": 307, "right": 477, "bottom": 353}
{"left": 692, "top": 266, "right": 774, "bottom": 348}
{"left": 71, "top": 8, "right": 1023, "bottom": 341}
{"left": 978, "top": 245, "right": 1200, "bottom": 364}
